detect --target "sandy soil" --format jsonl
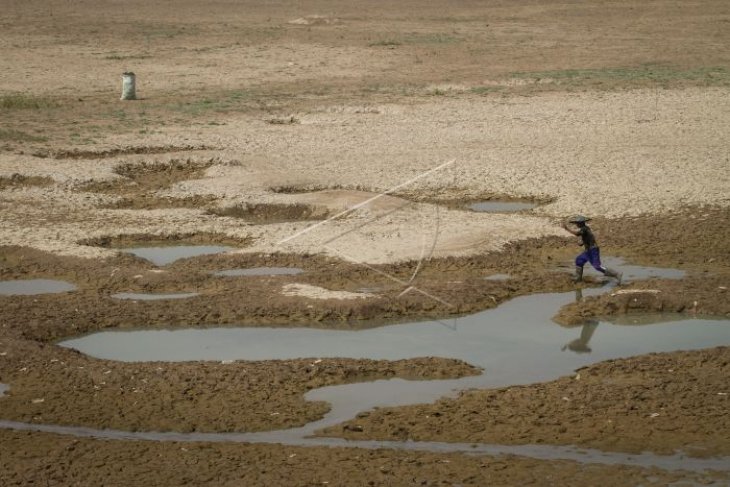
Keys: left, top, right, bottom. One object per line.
{"left": 1, "top": 0, "right": 730, "bottom": 485}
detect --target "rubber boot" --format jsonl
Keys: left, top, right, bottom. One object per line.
{"left": 572, "top": 266, "right": 584, "bottom": 283}
{"left": 603, "top": 268, "right": 622, "bottom": 284}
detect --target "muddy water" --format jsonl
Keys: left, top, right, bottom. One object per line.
{"left": 59, "top": 261, "right": 707, "bottom": 365}
{"left": 0, "top": 279, "right": 76, "bottom": 295}
{"left": 111, "top": 292, "right": 199, "bottom": 301}
{"left": 60, "top": 261, "right": 729, "bottom": 453}
{"left": 46, "top": 302, "right": 730, "bottom": 472}
{"left": 121, "top": 245, "right": 234, "bottom": 266}
{"left": 60, "top": 295, "right": 730, "bottom": 384}
{"left": 213, "top": 267, "right": 304, "bottom": 277}
{"left": 12, "top": 261, "right": 730, "bottom": 470}
{"left": 469, "top": 201, "right": 537, "bottom": 212}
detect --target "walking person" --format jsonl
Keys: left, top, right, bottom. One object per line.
{"left": 563, "top": 215, "right": 622, "bottom": 284}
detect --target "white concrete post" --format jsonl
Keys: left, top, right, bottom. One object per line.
{"left": 120, "top": 72, "right": 136, "bottom": 100}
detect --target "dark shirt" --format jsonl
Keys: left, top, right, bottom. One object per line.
{"left": 578, "top": 225, "right": 598, "bottom": 250}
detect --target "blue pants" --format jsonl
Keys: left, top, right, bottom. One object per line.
{"left": 576, "top": 247, "right": 606, "bottom": 273}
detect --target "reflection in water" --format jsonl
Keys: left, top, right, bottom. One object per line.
{"left": 562, "top": 288, "right": 599, "bottom": 354}
{"left": 562, "top": 322, "right": 599, "bottom": 354}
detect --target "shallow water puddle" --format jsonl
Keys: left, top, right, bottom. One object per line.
{"left": 121, "top": 245, "right": 234, "bottom": 266}
{"left": 0, "top": 279, "right": 76, "bottom": 296}
{"left": 55, "top": 306, "right": 726, "bottom": 470}
{"left": 111, "top": 292, "right": 199, "bottom": 301}
{"left": 22, "top": 261, "right": 730, "bottom": 469}
{"left": 60, "top": 295, "right": 729, "bottom": 368}
{"left": 468, "top": 201, "right": 537, "bottom": 212}
{"left": 213, "top": 267, "right": 303, "bottom": 277}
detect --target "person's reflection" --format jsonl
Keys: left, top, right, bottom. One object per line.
{"left": 561, "top": 288, "right": 599, "bottom": 353}
{"left": 562, "top": 321, "right": 599, "bottom": 353}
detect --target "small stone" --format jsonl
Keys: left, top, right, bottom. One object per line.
{"left": 31, "top": 398, "right": 44, "bottom": 404}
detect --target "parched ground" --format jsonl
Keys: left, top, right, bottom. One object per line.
{"left": 1, "top": 0, "right": 729, "bottom": 485}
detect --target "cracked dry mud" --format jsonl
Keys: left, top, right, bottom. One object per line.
{"left": 2, "top": 0, "right": 730, "bottom": 485}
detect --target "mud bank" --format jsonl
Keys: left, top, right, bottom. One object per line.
{"left": 4, "top": 430, "right": 723, "bottom": 487}
{"left": 319, "top": 347, "right": 730, "bottom": 457}
{"left": 0, "top": 336, "right": 476, "bottom": 433}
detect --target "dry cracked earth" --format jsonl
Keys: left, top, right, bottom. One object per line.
{"left": 1, "top": 1, "right": 729, "bottom": 485}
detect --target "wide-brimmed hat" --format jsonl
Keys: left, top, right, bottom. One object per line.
{"left": 569, "top": 215, "right": 591, "bottom": 223}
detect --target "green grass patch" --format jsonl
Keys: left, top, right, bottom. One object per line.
{"left": 0, "top": 93, "right": 57, "bottom": 110}
{"left": 168, "top": 90, "right": 254, "bottom": 115}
